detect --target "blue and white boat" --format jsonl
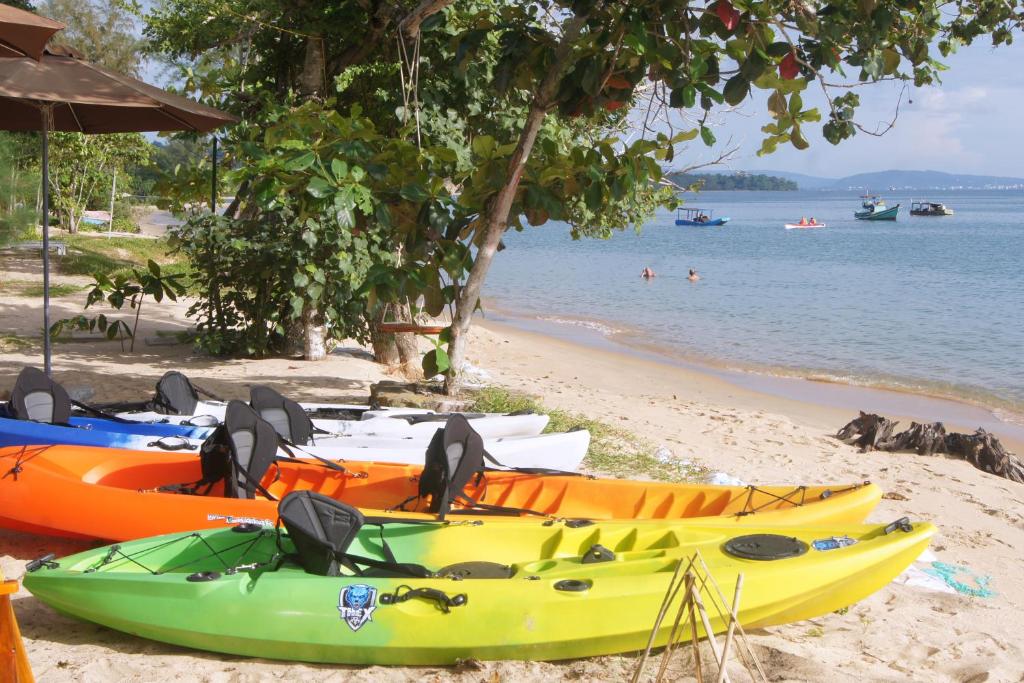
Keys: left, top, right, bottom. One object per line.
{"left": 675, "top": 207, "right": 730, "bottom": 227}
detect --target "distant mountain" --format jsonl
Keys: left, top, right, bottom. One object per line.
{"left": 830, "top": 169, "right": 1024, "bottom": 190}
{"left": 688, "top": 168, "right": 1024, "bottom": 190}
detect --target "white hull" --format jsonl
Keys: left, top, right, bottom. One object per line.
{"left": 117, "top": 400, "right": 549, "bottom": 439}
{"left": 141, "top": 429, "right": 590, "bottom": 471}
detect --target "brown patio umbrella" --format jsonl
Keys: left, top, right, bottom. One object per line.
{"left": 0, "top": 44, "right": 238, "bottom": 374}
{"left": 0, "top": 3, "right": 63, "bottom": 60}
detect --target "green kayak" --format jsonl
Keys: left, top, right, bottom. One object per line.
{"left": 23, "top": 493, "right": 933, "bottom": 665}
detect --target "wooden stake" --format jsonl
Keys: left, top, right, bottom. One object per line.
{"left": 632, "top": 558, "right": 688, "bottom": 683}
{"left": 688, "top": 573, "right": 703, "bottom": 683}
{"left": 715, "top": 574, "right": 744, "bottom": 683}
{"left": 691, "top": 582, "right": 729, "bottom": 683}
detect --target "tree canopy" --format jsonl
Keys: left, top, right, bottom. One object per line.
{"left": 142, "top": 0, "right": 1021, "bottom": 390}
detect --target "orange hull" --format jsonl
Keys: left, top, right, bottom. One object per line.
{"left": 0, "top": 445, "right": 881, "bottom": 541}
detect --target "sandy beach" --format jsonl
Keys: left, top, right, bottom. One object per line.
{"left": 2, "top": 272, "right": 1023, "bottom": 681}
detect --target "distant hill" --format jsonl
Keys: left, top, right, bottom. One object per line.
{"left": 668, "top": 171, "right": 797, "bottom": 191}
{"left": 688, "top": 168, "right": 1024, "bottom": 190}
{"left": 831, "top": 169, "right": 1024, "bottom": 190}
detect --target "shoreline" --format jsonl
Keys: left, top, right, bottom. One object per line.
{"left": 480, "top": 304, "right": 1024, "bottom": 448}
{"left": 475, "top": 312, "right": 1024, "bottom": 453}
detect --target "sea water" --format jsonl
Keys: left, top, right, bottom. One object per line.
{"left": 483, "top": 190, "right": 1024, "bottom": 419}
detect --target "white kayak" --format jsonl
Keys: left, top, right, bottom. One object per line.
{"left": 143, "top": 428, "right": 590, "bottom": 471}
{"left": 784, "top": 223, "right": 826, "bottom": 229}
{"left": 117, "top": 405, "right": 550, "bottom": 440}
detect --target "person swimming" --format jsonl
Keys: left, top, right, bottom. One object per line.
{"left": 688, "top": 268, "right": 700, "bottom": 282}
{"left": 641, "top": 267, "right": 656, "bottom": 279}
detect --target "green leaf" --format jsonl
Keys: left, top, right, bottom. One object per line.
{"left": 471, "top": 135, "right": 496, "bottom": 158}
{"left": 399, "top": 183, "right": 430, "bottom": 202}
{"left": 882, "top": 48, "right": 901, "bottom": 75}
{"left": 284, "top": 151, "right": 316, "bottom": 172}
{"left": 147, "top": 259, "right": 161, "bottom": 277}
{"left": 700, "top": 126, "right": 717, "bottom": 147}
{"left": 330, "top": 158, "right": 348, "bottom": 179}
{"left": 421, "top": 348, "right": 450, "bottom": 378}
{"left": 307, "top": 177, "right": 334, "bottom": 198}
{"left": 723, "top": 75, "right": 750, "bottom": 106}
{"left": 791, "top": 126, "right": 809, "bottom": 150}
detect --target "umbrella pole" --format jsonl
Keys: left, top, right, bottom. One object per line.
{"left": 210, "top": 136, "right": 217, "bottom": 212}
{"left": 41, "top": 107, "right": 52, "bottom": 376}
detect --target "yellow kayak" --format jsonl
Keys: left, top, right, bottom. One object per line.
{"left": 23, "top": 492, "right": 934, "bottom": 664}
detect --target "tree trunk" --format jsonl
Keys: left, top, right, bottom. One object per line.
{"left": 370, "top": 301, "right": 422, "bottom": 378}
{"left": 443, "top": 13, "right": 590, "bottom": 395}
{"left": 302, "top": 305, "right": 327, "bottom": 361}
{"left": 393, "top": 301, "right": 422, "bottom": 378}
{"left": 370, "top": 308, "right": 401, "bottom": 366}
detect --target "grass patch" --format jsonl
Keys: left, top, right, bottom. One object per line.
{"left": 468, "top": 386, "right": 708, "bottom": 482}
{"left": 57, "top": 235, "right": 187, "bottom": 279}
{"left": 0, "top": 281, "right": 83, "bottom": 297}
{"left": 0, "top": 334, "right": 34, "bottom": 352}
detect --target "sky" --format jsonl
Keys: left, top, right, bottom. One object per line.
{"left": 667, "top": 40, "right": 1024, "bottom": 178}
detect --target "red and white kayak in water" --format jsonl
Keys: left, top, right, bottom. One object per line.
{"left": 785, "top": 222, "right": 826, "bottom": 229}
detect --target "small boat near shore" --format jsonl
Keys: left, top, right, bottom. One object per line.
{"left": 675, "top": 207, "right": 730, "bottom": 226}
{"left": 910, "top": 200, "right": 954, "bottom": 216}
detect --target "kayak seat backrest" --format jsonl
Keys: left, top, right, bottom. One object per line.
{"left": 223, "top": 400, "right": 280, "bottom": 499}
{"left": 278, "top": 491, "right": 364, "bottom": 576}
{"left": 418, "top": 415, "right": 486, "bottom": 516}
{"left": 9, "top": 366, "right": 71, "bottom": 424}
{"left": 153, "top": 371, "right": 199, "bottom": 415}
{"left": 249, "top": 385, "right": 314, "bottom": 445}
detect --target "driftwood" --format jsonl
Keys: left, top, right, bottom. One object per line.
{"left": 836, "top": 413, "right": 1024, "bottom": 484}
{"left": 836, "top": 411, "right": 899, "bottom": 452}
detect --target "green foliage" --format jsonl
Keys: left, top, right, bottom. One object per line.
{"left": 48, "top": 133, "right": 151, "bottom": 234}
{"left": 49, "top": 260, "right": 187, "bottom": 352}
{"left": 469, "top": 387, "right": 708, "bottom": 482}
{"left": 667, "top": 172, "right": 798, "bottom": 191}
{"left": 41, "top": 0, "right": 143, "bottom": 76}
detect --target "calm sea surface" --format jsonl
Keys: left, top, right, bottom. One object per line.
{"left": 484, "top": 190, "right": 1024, "bottom": 417}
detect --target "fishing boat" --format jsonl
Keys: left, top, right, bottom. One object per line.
{"left": 675, "top": 207, "right": 730, "bottom": 226}
{"left": 910, "top": 200, "right": 954, "bottom": 216}
{"left": 854, "top": 198, "right": 899, "bottom": 221}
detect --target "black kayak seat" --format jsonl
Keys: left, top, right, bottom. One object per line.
{"left": 8, "top": 366, "right": 71, "bottom": 424}
{"left": 223, "top": 400, "right": 280, "bottom": 499}
{"left": 278, "top": 491, "right": 366, "bottom": 576}
{"left": 417, "top": 414, "right": 486, "bottom": 517}
{"left": 153, "top": 371, "right": 200, "bottom": 415}
{"left": 249, "top": 385, "right": 315, "bottom": 445}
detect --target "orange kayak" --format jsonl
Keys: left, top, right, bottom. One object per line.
{"left": 0, "top": 445, "right": 881, "bottom": 541}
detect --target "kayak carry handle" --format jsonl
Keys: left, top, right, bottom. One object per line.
{"left": 379, "top": 586, "right": 467, "bottom": 613}
{"left": 25, "top": 554, "right": 58, "bottom": 572}
{"left": 883, "top": 517, "right": 913, "bottom": 534}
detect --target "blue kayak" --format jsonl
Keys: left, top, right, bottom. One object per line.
{"left": 0, "top": 412, "right": 215, "bottom": 451}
